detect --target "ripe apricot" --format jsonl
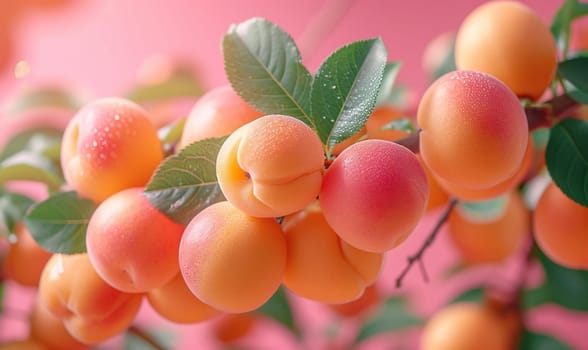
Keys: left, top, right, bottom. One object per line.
{"left": 38, "top": 253, "right": 143, "bottom": 344}
{"left": 282, "top": 203, "right": 383, "bottom": 303}
{"left": 421, "top": 302, "right": 511, "bottom": 350}
{"left": 0, "top": 339, "right": 45, "bottom": 350}
{"left": 86, "top": 187, "right": 185, "bottom": 293}
{"left": 212, "top": 313, "right": 257, "bottom": 344}
{"left": 417, "top": 70, "right": 528, "bottom": 190}
{"left": 364, "top": 105, "right": 408, "bottom": 141}
{"left": 179, "top": 201, "right": 286, "bottom": 313}
{"left": 454, "top": 1, "right": 557, "bottom": 100}
{"left": 178, "top": 84, "right": 263, "bottom": 150}
{"left": 319, "top": 139, "right": 428, "bottom": 253}
{"left": 417, "top": 154, "right": 450, "bottom": 211}
{"left": 534, "top": 182, "right": 588, "bottom": 270}
{"left": 147, "top": 273, "right": 220, "bottom": 324}
{"left": 448, "top": 191, "right": 530, "bottom": 265}
{"left": 3, "top": 222, "right": 52, "bottom": 287}
{"left": 216, "top": 114, "right": 324, "bottom": 218}
{"left": 329, "top": 283, "right": 380, "bottom": 318}
{"left": 60, "top": 98, "right": 163, "bottom": 203}
{"left": 29, "top": 298, "right": 88, "bottom": 350}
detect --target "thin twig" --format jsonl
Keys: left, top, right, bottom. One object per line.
{"left": 128, "top": 325, "right": 167, "bottom": 350}
{"left": 395, "top": 198, "right": 458, "bottom": 288}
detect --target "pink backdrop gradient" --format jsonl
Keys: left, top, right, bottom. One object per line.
{"left": 2, "top": 1, "right": 588, "bottom": 349}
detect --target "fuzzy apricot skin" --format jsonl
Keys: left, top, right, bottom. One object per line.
{"left": 86, "top": 187, "right": 185, "bottom": 293}
{"left": 282, "top": 203, "right": 383, "bottom": 304}
{"left": 179, "top": 201, "right": 287, "bottom": 313}
{"left": 319, "top": 139, "right": 428, "bottom": 253}
{"left": 417, "top": 70, "right": 528, "bottom": 191}
{"left": 60, "top": 98, "right": 163, "bottom": 203}
{"left": 455, "top": 0, "right": 557, "bottom": 101}
{"left": 178, "top": 84, "right": 263, "bottom": 150}
{"left": 534, "top": 183, "right": 588, "bottom": 270}
{"left": 216, "top": 114, "right": 324, "bottom": 218}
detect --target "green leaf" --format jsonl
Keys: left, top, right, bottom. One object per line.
{"left": 449, "top": 287, "right": 485, "bottom": 304}
{"left": 223, "top": 18, "right": 313, "bottom": 127}
{"left": 23, "top": 191, "right": 96, "bottom": 254}
{"left": 545, "top": 118, "right": 588, "bottom": 206}
{"left": 0, "top": 282, "right": 4, "bottom": 313}
{"left": 378, "top": 118, "right": 415, "bottom": 133}
{"left": 125, "top": 327, "right": 176, "bottom": 350}
{"left": 158, "top": 118, "right": 186, "bottom": 156}
{"left": 455, "top": 194, "right": 509, "bottom": 223}
{"left": 5, "top": 87, "right": 81, "bottom": 115}
{"left": 311, "top": 38, "right": 387, "bottom": 150}
{"left": 0, "top": 189, "right": 35, "bottom": 237}
{"left": 551, "top": 0, "right": 588, "bottom": 56}
{"left": 520, "top": 330, "right": 573, "bottom": 350}
{"left": 0, "top": 152, "right": 64, "bottom": 190}
{"left": 431, "top": 36, "right": 456, "bottom": 81}
{"left": 0, "top": 127, "right": 63, "bottom": 162}
{"left": 126, "top": 67, "right": 204, "bottom": 103}
{"left": 376, "top": 62, "right": 402, "bottom": 106}
{"left": 255, "top": 287, "right": 300, "bottom": 336}
{"left": 144, "top": 137, "right": 227, "bottom": 226}
{"left": 558, "top": 57, "right": 588, "bottom": 92}
{"left": 355, "top": 296, "right": 422, "bottom": 342}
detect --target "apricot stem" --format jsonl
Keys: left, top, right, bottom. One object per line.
{"left": 128, "top": 325, "right": 167, "bottom": 350}
{"left": 395, "top": 198, "right": 458, "bottom": 288}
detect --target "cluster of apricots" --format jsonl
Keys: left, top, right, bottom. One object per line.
{"left": 1, "top": 0, "right": 588, "bottom": 348}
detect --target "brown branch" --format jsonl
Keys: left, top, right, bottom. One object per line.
{"left": 128, "top": 325, "right": 167, "bottom": 350}
{"left": 395, "top": 198, "right": 458, "bottom": 288}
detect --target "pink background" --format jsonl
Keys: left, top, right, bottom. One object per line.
{"left": 2, "top": 1, "right": 587, "bottom": 349}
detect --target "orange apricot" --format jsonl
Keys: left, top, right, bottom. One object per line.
{"left": 364, "top": 105, "right": 408, "bottom": 141}
{"left": 329, "top": 283, "right": 380, "bottom": 318}
{"left": 534, "top": 182, "right": 588, "bottom": 270}
{"left": 178, "top": 84, "right": 263, "bottom": 149}
{"left": 60, "top": 98, "right": 163, "bottom": 203}
{"left": 212, "top": 313, "right": 257, "bottom": 344}
{"left": 147, "top": 273, "right": 220, "bottom": 324}
{"left": 29, "top": 297, "right": 88, "bottom": 350}
{"left": 86, "top": 187, "right": 185, "bottom": 293}
{"left": 421, "top": 302, "right": 511, "bottom": 350}
{"left": 216, "top": 114, "right": 324, "bottom": 218}
{"left": 282, "top": 203, "right": 383, "bottom": 303}
{"left": 417, "top": 154, "right": 450, "bottom": 211}
{"left": 0, "top": 339, "right": 45, "bottom": 350}
{"left": 179, "top": 201, "right": 286, "bottom": 313}
{"left": 448, "top": 191, "right": 530, "bottom": 265}
{"left": 417, "top": 70, "right": 528, "bottom": 190}
{"left": 319, "top": 139, "right": 428, "bottom": 253}
{"left": 454, "top": 0, "right": 557, "bottom": 100}
{"left": 38, "top": 253, "right": 143, "bottom": 344}
{"left": 3, "top": 222, "right": 52, "bottom": 287}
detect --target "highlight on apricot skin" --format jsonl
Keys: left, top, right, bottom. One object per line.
{"left": 455, "top": 0, "right": 557, "bottom": 100}
{"left": 60, "top": 97, "right": 163, "bottom": 203}
{"left": 216, "top": 114, "right": 325, "bottom": 218}
{"left": 417, "top": 70, "right": 528, "bottom": 191}
{"left": 86, "top": 187, "right": 185, "bottom": 293}
{"left": 319, "top": 139, "right": 428, "bottom": 253}
{"left": 421, "top": 302, "right": 511, "bottom": 350}
{"left": 147, "top": 273, "right": 221, "bottom": 324}
{"left": 448, "top": 191, "right": 530, "bottom": 265}
{"left": 179, "top": 201, "right": 287, "bottom": 313}
{"left": 38, "top": 253, "right": 143, "bottom": 345}
{"left": 178, "top": 84, "right": 263, "bottom": 150}
{"left": 282, "top": 203, "right": 383, "bottom": 304}
{"left": 3, "top": 222, "right": 52, "bottom": 287}
{"left": 534, "top": 182, "right": 588, "bottom": 270}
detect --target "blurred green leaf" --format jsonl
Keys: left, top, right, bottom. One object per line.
{"left": 355, "top": 296, "right": 423, "bottom": 342}
{"left": 431, "top": 36, "right": 456, "bottom": 81}
{"left": 0, "top": 127, "right": 63, "bottom": 163}
{"left": 0, "top": 189, "right": 35, "bottom": 237}
{"left": 5, "top": 87, "right": 81, "bottom": 115}
{"left": 520, "top": 329, "right": 573, "bottom": 350}
{"left": 125, "top": 326, "right": 176, "bottom": 350}
{"left": 126, "top": 67, "right": 204, "bottom": 103}
{"left": 24, "top": 191, "right": 96, "bottom": 254}
{"left": 558, "top": 57, "right": 588, "bottom": 92}
{"left": 256, "top": 287, "right": 300, "bottom": 337}
{"left": 449, "top": 287, "right": 485, "bottom": 304}
{"left": 311, "top": 38, "right": 386, "bottom": 152}
{"left": 158, "top": 118, "right": 186, "bottom": 156}
{"left": 376, "top": 61, "right": 402, "bottom": 106}
{"left": 455, "top": 195, "right": 509, "bottom": 223}
{"left": 378, "top": 118, "right": 415, "bottom": 133}
{"left": 0, "top": 152, "right": 64, "bottom": 190}
{"left": 551, "top": 0, "right": 588, "bottom": 56}
{"left": 545, "top": 118, "right": 588, "bottom": 206}
{"left": 144, "top": 137, "right": 226, "bottom": 226}
{"left": 223, "top": 18, "right": 313, "bottom": 127}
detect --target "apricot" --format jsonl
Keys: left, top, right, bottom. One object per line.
{"left": 454, "top": 0, "right": 557, "bottom": 100}
{"left": 4, "top": 222, "right": 52, "bottom": 287}
{"left": 38, "top": 253, "right": 143, "bottom": 344}
{"left": 216, "top": 114, "right": 324, "bottom": 218}
{"left": 147, "top": 273, "right": 220, "bottom": 324}
{"left": 179, "top": 201, "right": 286, "bottom": 313}
{"left": 421, "top": 302, "right": 511, "bottom": 350}
{"left": 60, "top": 98, "right": 163, "bottom": 203}
{"left": 534, "top": 182, "right": 588, "bottom": 270}
{"left": 29, "top": 298, "right": 88, "bottom": 350}
{"left": 282, "top": 203, "right": 383, "bottom": 303}
{"left": 437, "top": 135, "right": 534, "bottom": 201}
{"left": 212, "top": 313, "right": 257, "bottom": 344}
{"left": 329, "top": 283, "right": 380, "bottom": 318}
{"left": 448, "top": 191, "right": 530, "bottom": 265}
{"left": 86, "top": 187, "right": 185, "bottom": 293}
{"left": 178, "top": 84, "right": 263, "bottom": 149}
{"left": 417, "top": 70, "right": 528, "bottom": 190}
{"left": 319, "top": 139, "right": 428, "bottom": 253}
{"left": 0, "top": 339, "right": 45, "bottom": 350}
{"left": 417, "top": 154, "right": 450, "bottom": 211}
{"left": 364, "top": 105, "right": 409, "bottom": 141}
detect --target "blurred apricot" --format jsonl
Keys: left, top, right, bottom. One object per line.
{"left": 364, "top": 105, "right": 408, "bottom": 141}
{"left": 329, "top": 284, "right": 380, "bottom": 318}
{"left": 212, "top": 313, "right": 257, "bottom": 344}
{"left": 3, "top": 222, "right": 52, "bottom": 287}
{"left": 29, "top": 297, "right": 88, "bottom": 350}
{"left": 0, "top": 339, "right": 45, "bottom": 350}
